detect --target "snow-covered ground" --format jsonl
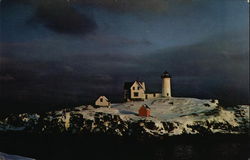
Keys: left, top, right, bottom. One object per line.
{"left": 1, "top": 97, "right": 249, "bottom": 136}
{"left": 98, "top": 97, "right": 248, "bottom": 135}
{"left": 65, "top": 97, "right": 219, "bottom": 121}
{"left": 0, "top": 152, "right": 35, "bottom": 160}
{"left": 58, "top": 97, "right": 248, "bottom": 136}
{"left": 112, "top": 97, "right": 218, "bottom": 121}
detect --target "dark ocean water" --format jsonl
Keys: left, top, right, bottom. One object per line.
{"left": 0, "top": 133, "right": 249, "bottom": 160}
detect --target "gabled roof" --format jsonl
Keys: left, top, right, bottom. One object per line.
{"left": 97, "top": 96, "right": 109, "bottom": 101}
{"left": 141, "top": 104, "right": 150, "bottom": 110}
{"left": 137, "top": 81, "right": 145, "bottom": 90}
{"left": 123, "top": 81, "right": 145, "bottom": 90}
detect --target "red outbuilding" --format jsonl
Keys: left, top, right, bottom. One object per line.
{"left": 138, "top": 104, "right": 151, "bottom": 117}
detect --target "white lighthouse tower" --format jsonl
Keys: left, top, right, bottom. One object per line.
{"left": 161, "top": 71, "right": 171, "bottom": 97}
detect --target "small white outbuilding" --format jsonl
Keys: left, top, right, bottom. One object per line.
{"left": 95, "top": 96, "right": 111, "bottom": 107}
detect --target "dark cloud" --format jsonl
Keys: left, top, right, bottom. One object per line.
{"left": 76, "top": 0, "right": 169, "bottom": 12}
{"left": 0, "top": 0, "right": 97, "bottom": 35}
{"left": 0, "top": 51, "right": 127, "bottom": 113}
{"left": 1, "top": 0, "right": 194, "bottom": 13}
{"left": 85, "top": 34, "right": 152, "bottom": 47}
{"left": 30, "top": 0, "right": 97, "bottom": 34}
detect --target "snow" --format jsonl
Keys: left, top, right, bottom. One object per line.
{"left": 91, "top": 97, "right": 248, "bottom": 135}
{"left": 0, "top": 152, "right": 35, "bottom": 160}
{"left": 0, "top": 97, "right": 248, "bottom": 136}
{"left": 111, "top": 97, "right": 218, "bottom": 121}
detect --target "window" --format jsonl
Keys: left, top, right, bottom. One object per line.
{"left": 133, "top": 87, "right": 135, "bottom": 90}
{"left": 167, "top": 93, "right": 169, "bottom": 96}
{"left": 153, "top": 93, "right": 156, "bottom": 97}
{"left": 146, "top": 95, "right": 148, "bottom": 99}
{"left": 137, "top": 87, "right": 140, "bottom": 90}
{"left": 100, "top": 98, "right": 103, "bottom": 102}
{"left": 134, "top": 92, "right": 139, "bottom": 97}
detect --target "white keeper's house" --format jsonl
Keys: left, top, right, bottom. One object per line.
{"left": 123, "top": 71, "right": 172, "bottom": 101}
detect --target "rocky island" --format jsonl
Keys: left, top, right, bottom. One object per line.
{"left": 0, "top": 97, "right": 249, "bottom": 138}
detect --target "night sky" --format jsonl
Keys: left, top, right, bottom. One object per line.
{"left": 0, "top": 0, "right": 249, "bottom": 113}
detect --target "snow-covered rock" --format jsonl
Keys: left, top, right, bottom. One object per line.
{"left": 0, "top": 97, "right": 249, "bottom": 137}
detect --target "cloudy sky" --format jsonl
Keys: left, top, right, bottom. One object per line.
{"left": 0, "top": 0, "right": 249, "bottom": 113}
